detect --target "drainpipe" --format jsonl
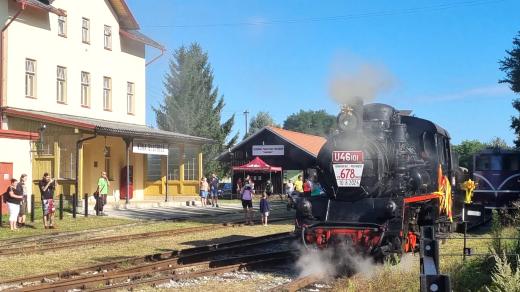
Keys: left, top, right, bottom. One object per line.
{"left": 0, "top": 1, "right": 26, "bottom": 129}
{"left": 75, "top": 134, "right": 97, "bottom": 202}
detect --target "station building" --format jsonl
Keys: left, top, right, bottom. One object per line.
{"left": 217, "top": 126, "right": 327, "bottom": 194}
{"left": 0, "top": 0, "right": 210, "bottom": 202}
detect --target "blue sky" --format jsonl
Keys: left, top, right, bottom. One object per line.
{"left": 126, "top": 0, "right": 520, "bottom": 145}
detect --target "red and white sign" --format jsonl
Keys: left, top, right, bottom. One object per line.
{"left": 332, "top": 151, "right": 364, "bottom": 187}
{"left": 333, "top": 164, "right": 364, "bottom": 187}
{"left": 332, "top": 151, "right": 364, "bottom": 163}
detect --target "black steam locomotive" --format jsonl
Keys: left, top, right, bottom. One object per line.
{"left": 295, "top": 99, "right": 459, "bottom": 259}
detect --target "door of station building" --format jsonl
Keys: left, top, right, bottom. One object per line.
{"left": 0, "top": 162, "right": 13, "bottom": 214}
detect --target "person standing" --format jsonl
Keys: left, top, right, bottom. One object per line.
{"left": 199, "top": 176, "right": 209, "bottom": 207}
{"left": 241, "top": 181, "right": 254, "bottom": 225}
{"left": 259, "top": 193, "right": 270, "bottom": 226}
{"left": 294, "top": 175, "right": 304, "bottom": 196}
{"left": 39, "top": 173, "right": 57, "bottom": 229}
{"left": 265, "top": 179, "right": 274, "bottom": 198}
{"left": 285, "top": 179, "right": 294, "bottom": 197}
{"left": 95, "top": 171, "right": 109, "bottom": 216}
{"left": 16, "top": 174, "right": 28, "bottom": 227}
{"left": 5, "top": 179, "right": 23, "bottom": 231}
{"left": 210, "top": 173, "right": 220, "bottom": 208}
{"left": 235, "top": 178, "right": 243, "bottom": 198}
{"left": 303, "top": 177, "right": 312, "bottom": 198}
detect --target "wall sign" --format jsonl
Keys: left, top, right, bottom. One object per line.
{"left": 252, "top": 145, "right": 284, "bottom": 156}
{"left": 133, "top": 140, "right": 169, "bottom": 156}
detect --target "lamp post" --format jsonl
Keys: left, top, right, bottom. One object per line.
{"left": 243, "top": 110, "right": 249, "bottom": 136}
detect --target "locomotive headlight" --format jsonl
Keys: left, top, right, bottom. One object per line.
{"left": 385, "top": 200, "right": 397, "bottom": 217}
{"left": 337, "top": 110, "right": 359, "bottom": 131}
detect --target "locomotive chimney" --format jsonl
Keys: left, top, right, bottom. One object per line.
{"left": 337, "top": 97, "right": 364, "bottom": 132}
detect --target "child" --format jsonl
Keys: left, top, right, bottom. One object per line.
{"left": 259, "top": 193, "right": 270, "bottom": 226}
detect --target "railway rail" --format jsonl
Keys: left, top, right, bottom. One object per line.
{"left": 1, "top": 232, "right": 296, "bottom": 291}
{"left": 0, "top": 216, "right": 294, "bottom": 257}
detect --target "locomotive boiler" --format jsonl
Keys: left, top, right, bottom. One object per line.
{"left": 296, "top": 98, "right": 457, "bottom": 259}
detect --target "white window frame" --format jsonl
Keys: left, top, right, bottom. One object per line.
{"left": 127, "top": 82, "right": 135, "bottom": 114}
{"left": 58, "top": 14, "right": 67, "bottom": 37}
{"left": 103, "top": 76, "right": 112, "bottom": 111}
{"left": 82, "top": 18, "right": 90, "bottom": 44}
{"left": 56, "top": 66, "right": 67, "bottom": 103}
{"left": 25, "top": 59, "right": 36, "bottom": 98}
{"left": 104, "top": 25, "right": 112, "bottom": 50}
{"left": 81, "top": 71, "right": 90, "bottom": 107}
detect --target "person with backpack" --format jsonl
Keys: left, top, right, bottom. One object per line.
{"left": 95, "top": 171, "right": 110, "bottom": 216}
{"left": 4, "top": 178, "right": 23, "bottom": 231}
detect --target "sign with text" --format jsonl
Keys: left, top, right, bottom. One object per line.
{"left": 333, "top": 164, "right": 364, "bottom": 187}
{"left": 332, "top": 151, "right": 364, "bottom": 187}
{"left": 252, "top": 145, "right": 284, "bottom": 156}
{"left": 332, "top": 151, "right": 364, "bottom": 163}
{"left": 133, "top": 140, "right": 168, "bottom": 156}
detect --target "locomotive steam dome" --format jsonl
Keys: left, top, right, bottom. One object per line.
{"left": 317, "top": 102, "right": 401, "bottom": 201}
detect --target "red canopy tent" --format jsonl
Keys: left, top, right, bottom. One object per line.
{"left": 232, "top": 156, "right": 282, "bottom": 172}
{"left": 232, "top": 157, "right": 283, "bottom": 198}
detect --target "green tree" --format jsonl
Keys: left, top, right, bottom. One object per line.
{"left": 488, "top": 137, "right": 511, "bottom": 149}
{"left": 245, "top": 111, "right": 278, "bottom": 138}
{"left": 154, "top": 43, "right": 238, "bottom": 176}
{"left": 283, "top": 110, "right": 336, "bottom": 137}
{"left": 499, "top": 31, "right": 520, "bottom": 148}
{"left": 453, "top": 140, "right": 487, "bottom": 169}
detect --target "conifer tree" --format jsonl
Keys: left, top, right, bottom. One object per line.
{"left": 154, "top": 43, "right": 238, "bottom": 175}
{"left": 499, "top": 31, "right": 520, "bottom": 148}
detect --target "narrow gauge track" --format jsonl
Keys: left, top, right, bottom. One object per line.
{"left": 270, "top": 273, "right": 324, "bottom": 292}
{"left": 0, "top": 216, "right": 294, "bottom": 257}
{"left": 2, "top": 233, "right": 295, "bottom": 291}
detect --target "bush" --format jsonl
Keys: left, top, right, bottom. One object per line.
{"left": 485, "top": 251, "right": 520, "bottom": 292}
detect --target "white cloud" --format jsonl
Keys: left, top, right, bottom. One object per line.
{"left": 416, "top": 84, "right": 512, "bottom": 102}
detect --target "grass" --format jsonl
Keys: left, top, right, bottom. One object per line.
{"left": 0, "top": 221, "right": 294, "bottom": 280}
{"left": 0, "top": 206, "right": 134, "bottom": 240}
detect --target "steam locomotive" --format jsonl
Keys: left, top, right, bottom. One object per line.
{"left": 295, "top": 98, "right": 460, "bottom": 259}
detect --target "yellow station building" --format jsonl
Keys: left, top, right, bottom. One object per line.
{"left": 0, "top": 0, "right": 210, "bottom": 202}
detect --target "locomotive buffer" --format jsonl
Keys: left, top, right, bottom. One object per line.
{"left": 420, "top": 226, "right": 451, "bottom": 292}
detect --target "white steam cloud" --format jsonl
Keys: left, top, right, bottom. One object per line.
{"left": 329, "top": 56, "right": 396, "bottom": 105}
{"left": 295, "top": 242, "right": 376, "bottom": 280}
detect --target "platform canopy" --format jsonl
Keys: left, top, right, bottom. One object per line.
{"left": 232, "top": 157, "right": 282, "bottom": 172}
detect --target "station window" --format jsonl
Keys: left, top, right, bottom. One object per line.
{"left": 146, "top": 155, "right": 162, "bottom": 181}
{"left": 127, "top": 82, "right": 135, "bottom": 114}
{"left": 58, "top": 14, "right": 67, "bottom": 37}
{"left": 25, "top": 59, "right": 36, "bottom": 98}
{"left": 167, "top": 147, "right": 180, "bottom": 180}
{"left": 82, "top": 18, "right": 90, "bottom": 44}
{"left": 81, "top": 71, "right": 90, "bottom": 107}
{"left": 57, "top": 66, "right": 67, "bottom": 103}
{"left": 59, "top": 135, "right": 77, "bottom": 179}
{"left": 104, "top": 25, "right": 112, "bottom": 50}
{"left": 184, "top": 146, "right": 199, "bottom": 181}
{"left": 103, "top": 77, "right": 111, "bottom": 110}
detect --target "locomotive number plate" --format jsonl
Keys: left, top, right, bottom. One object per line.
{"left": 333, "top": 164, "right": 364, "bottom": 187}
{"left": 332, "top": 151, "right": 364, "bottom": 163}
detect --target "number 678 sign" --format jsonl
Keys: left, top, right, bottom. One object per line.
{"left": 333, "top": 164, "right": 364, "bottom": 187}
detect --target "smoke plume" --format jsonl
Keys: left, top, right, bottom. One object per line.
{"left": 329, "top": 56, "right": 396, "bottom": 105}
{"left": 295, "top": 241, "right": 376, "bottom": 280}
